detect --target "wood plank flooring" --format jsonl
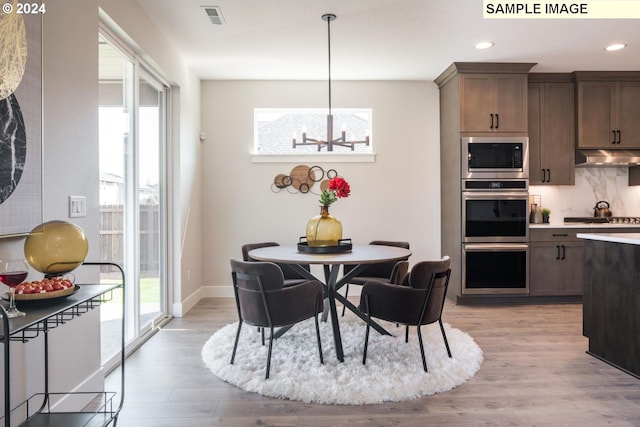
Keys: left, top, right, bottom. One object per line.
{"left": 109, "top": 299, "right": 640, "bottom": 426}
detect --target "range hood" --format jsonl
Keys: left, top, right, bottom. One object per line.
{"left": 575, "top": 149, "right": 640, "bottom": 166}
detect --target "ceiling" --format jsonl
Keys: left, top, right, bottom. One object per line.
{"left": 134, "top": 0, "right": 640, "bottom": 81}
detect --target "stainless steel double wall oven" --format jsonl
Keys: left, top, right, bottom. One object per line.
{"left": 461, "top": 136, "right": 530, "bottom": 294}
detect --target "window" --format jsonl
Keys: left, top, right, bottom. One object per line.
{"left": 99, "top": 28, "right": 170, "bottom": 371}
{"left": 254, "top": 108, "right": 372, "bottom": 155}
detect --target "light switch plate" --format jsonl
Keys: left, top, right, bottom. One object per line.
{"left": 69, "top": 196, "right": 86, "bottom": 218}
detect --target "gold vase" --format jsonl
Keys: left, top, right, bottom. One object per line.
{"left": 306, "top": 205, "right": 342, "bottom": 247}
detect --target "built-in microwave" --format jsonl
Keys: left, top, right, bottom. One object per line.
{"left": 462, "top": 136, "right": 529, "bottom": 179}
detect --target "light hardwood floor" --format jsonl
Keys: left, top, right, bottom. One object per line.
{"left": 109, "top": 299, "right": 640, "bottom": 426}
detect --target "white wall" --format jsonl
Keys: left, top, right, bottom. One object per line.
{"left": 199, "top": 80, "right": 442, "bottom": 296}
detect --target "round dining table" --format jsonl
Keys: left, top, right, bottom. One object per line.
{"left": 248, "top": 244, "right": 412, "bottom": 362}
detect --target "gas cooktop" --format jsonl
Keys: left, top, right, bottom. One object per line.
{"left": 564, "top": 217, "right": 640, "bottom": 225}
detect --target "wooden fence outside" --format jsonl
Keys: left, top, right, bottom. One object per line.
{"left": 100, "top": 204, "right": 160, "bottom": 275}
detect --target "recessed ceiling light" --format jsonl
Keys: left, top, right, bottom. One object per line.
{"left": 605, "top": 43, "right": 626, "bottom": 51}
{"left": 475, "top": 41, "right": 494, "bottom": 50}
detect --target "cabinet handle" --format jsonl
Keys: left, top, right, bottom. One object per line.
{"left": 612, "top": 130, "right": 617, "bottom": 144}
{"left": 552, "top": 233, "right": 568, "bottom": 237}
{"left": 495, "top": 113, "right": 499, "bottom": 129}
{"left": 561, "top": 245, "right": 566, "bottom": 260}
{"left": 490, "top": 113, "right": 494, "bottom": 129}
{"left": 542, "top": 169, "right": 551, "bottom": 182}
{"left": 556, "top": 245, "right": 561, "bottom": 260}
{"left": 541, "top": 169, "right": 545, "bottom": 182}
{"left": 617, "top": 130, "right": 621, "bottom": 144}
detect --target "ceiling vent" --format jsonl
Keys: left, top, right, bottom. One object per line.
{"left": 203, "top": 6, "right": 226, "bottom": 25}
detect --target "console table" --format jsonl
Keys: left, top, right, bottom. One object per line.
{"left": 0, "top": 262, "right": 125, "bottom": 427}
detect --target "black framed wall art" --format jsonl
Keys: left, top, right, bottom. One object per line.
{"left": 0, "top": 1, "right": 43, "bottom": 236}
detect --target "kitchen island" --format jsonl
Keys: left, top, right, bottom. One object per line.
{"left": 577, "top": 232, "right": 640, "bottom": 378}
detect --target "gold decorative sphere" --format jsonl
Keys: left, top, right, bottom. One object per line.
{"left": 24, "top": 220, "right": 89, "bottom": 275}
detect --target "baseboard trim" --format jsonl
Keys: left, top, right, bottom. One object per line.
{"left": 175, "top": 284, "right": 362, "bottom": 315}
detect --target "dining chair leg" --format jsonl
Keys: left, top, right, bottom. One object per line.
{"left": 362, "top": 296, "right": 371, "bottom": 365}
{"left": 439, "top": 319, "right": 452, "bottom": 358}
{"left": 261, "top": 327, "right": 265, "bottom": 346}
{"left": 321, "top": 297, "right": 330, "bottom": 322}
{"left": 405, "top": 325, "right": 409, "bottom": 343}
{"left": 265, "top": 326, "right": 275, "bottom": 379}
{"left": 416, "top": 325, "right": 428, "bottom": 373}
{"left": 230, "top": 319, "right": 243, "bottom": 364}
{"left": 341, "top": 283, "right": 350, "bottom": 317}
{"left": 315, "top": 296, "right": 324, "bottom": 365}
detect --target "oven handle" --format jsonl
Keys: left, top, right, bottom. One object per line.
{"left": 464, "top": 243, "right": 529, "bottom": 251}
{"left": 462, "top": 192, "right": 529, "bottom": 200}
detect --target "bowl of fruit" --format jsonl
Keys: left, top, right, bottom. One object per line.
{"left": 13, "top": 276, "right": 77, "bottom": 301}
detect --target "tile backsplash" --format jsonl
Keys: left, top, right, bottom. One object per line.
{"left": 530, "top": 167, "right": 640, "bottom": 224}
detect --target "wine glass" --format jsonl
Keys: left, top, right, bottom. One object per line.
{"left": 0, "top": 259, "right": 28, "bottom": 318}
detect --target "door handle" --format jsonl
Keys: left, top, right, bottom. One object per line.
{"left": 556, "top": 245, "right": 561, "bottom": 260}
{"left": 490, "top": 113, "right": 494, "bottom": 129}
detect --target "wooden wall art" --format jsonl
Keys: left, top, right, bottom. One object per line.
{"left": 272, "top": 165, "right": 339, "bottom": 195}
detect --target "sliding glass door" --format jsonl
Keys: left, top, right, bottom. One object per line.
{"left": 98, "top": 29, "right": 169, "bottom": 367}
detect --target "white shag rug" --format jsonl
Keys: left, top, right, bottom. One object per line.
{"left": 201, "top": 315, "right": 483, "bottom": 405}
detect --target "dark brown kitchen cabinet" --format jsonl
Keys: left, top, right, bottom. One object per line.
{"left": 460, "top": 73, "right": 529, "bottom": 133}
{"left": 575, "top": 74, "right": 640, "bottom": 148}
{"left": 529, "top": 229, "right": 585, "bottom": 296}
{"left": 528, "top": 76, "right": 575, "bottom": 185}
{"left": 435, "top": 62, "right": 536, "bottom": 303}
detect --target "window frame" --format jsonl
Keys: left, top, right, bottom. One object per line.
{"left": 252, "top": 107, "right": 376, "bottom": 163}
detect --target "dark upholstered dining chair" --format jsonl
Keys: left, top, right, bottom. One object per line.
{"left": 229, "top": 258, "right": 324, "bottom": 379}
{"left": 242, "top": 242, "right": 311, "bottom": 287}
{"left": 341, "top": 240, "right": 410, "bottom": 316}
{"left": 359, "top": 256, "right": 452, "bottom": 372}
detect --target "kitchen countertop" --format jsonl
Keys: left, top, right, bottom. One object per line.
{"left": 530, "top": 223, "right": 640, "bottom": 229}
{"left": 576, "top": 232, "right": 640, "bottom": 245}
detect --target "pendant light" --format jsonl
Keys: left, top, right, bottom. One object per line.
{"left": 292, "top": 14, "right": 370, "bottom": 152}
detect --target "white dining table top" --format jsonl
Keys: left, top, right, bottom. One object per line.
{"left": 247, "top": 244, "right": 412, "bottom": 265}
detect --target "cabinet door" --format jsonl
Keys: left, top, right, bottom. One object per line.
{"left": 559, "top": 242, "right": 584, "bottom": 296}
{"left": 494, "top": 74, "right": 528, "bottom": 133}
{"left": 460, "top": 74, "right": 495, "bottom": 132}
{"left": 541, "top": 83, "right": 575, "bottom": 185}
{"left": 528, "top": 84, "right": 544, "bottom": 184}
{"left": 529, "top": 242, "right": 563, "bottom": 296}
{"left": 577, "top": 82, "right": 616, "bottom": 148}
{"left": 618, "top": 82, "right": 640, "bottom": 148}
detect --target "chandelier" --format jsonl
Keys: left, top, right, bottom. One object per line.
{"left": 292, "top": 14, "right": 370, "bottom": 152}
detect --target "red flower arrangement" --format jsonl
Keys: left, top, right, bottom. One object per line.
{"left": 319, "top": 177, "right": 351, "bottom": 206}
